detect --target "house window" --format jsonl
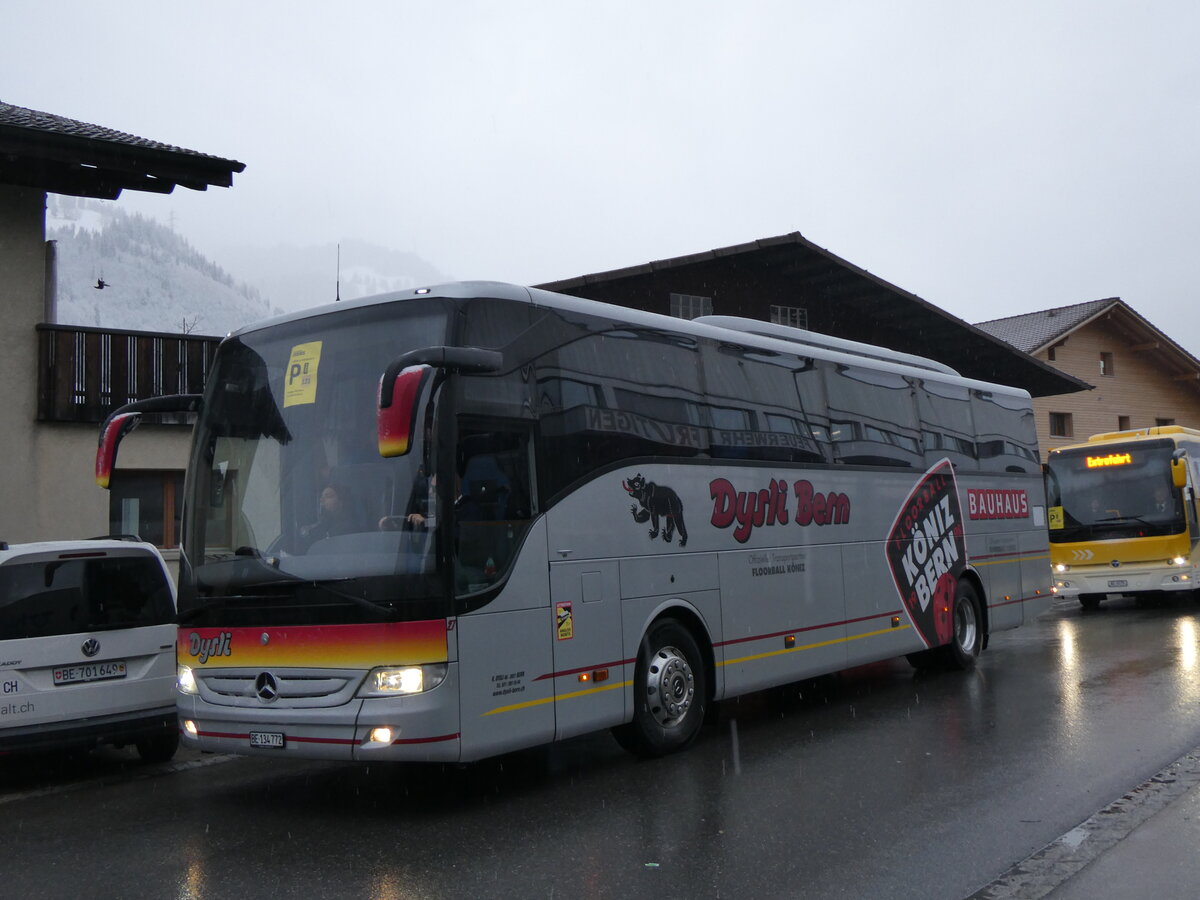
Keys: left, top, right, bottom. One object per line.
{"left": 1047, "top": 347, "right": 1056, "bottom": 361}
{"left": 669, "top": 293, "right": 712, "bottom": 320}
{"left": 1100, "top": 352, "right": 1115, "bottom": 376}
{"left": 1049, "top": 412, "right": 1073, "bottom": 438}
{"left": 109, "top": 470, "right": 185, "bottom": 548}
{"left": 770, "top": 305, "right": 808, "bottom": 329}
{"left": 1157, "top": 418, "right": 1176, "bottom": 427}
{"left": 1118, "top": 415, "right": 1130, "bottom": 431}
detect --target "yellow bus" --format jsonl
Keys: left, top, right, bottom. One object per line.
{"left": 1046, "top": 426, "right": 1197, "bottom": 610}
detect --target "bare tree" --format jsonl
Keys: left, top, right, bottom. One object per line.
{"left": 178, "top": 313, "right": 202, "bottom": 335}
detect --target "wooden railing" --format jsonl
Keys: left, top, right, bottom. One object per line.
{"left": 37, "top": 323, "right": 221, "bottom": 423}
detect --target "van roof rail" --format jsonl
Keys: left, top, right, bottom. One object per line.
{"left": 87, "top": 534, "right": 145, "bottom": 542}
{"left": 695, "top": 315, "right": 960, "bottom": 376}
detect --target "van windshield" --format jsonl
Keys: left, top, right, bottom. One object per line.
{"left": 0, "top": 555, "right": 175, "bottom": 639}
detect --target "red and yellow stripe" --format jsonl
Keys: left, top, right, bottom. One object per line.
{"left": 178, "top": 620, "right": 448, "bottom": 669}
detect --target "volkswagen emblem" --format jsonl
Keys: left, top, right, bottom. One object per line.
{"left": 255, "top": 671, "right": 279, "bottom": 702}
{"left": 81, "top": 638, "right": 100, "bottom": 658}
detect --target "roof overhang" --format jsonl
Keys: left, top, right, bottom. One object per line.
{"left": 539, "top": 232, "right": 1089, "bottom": 398}
{"left": 0, "top": 104, "right": 244, "bottom": 200}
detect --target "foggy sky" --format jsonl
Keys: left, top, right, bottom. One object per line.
{"left": 6, "top": 1, "right": 1200, "bottom": 351}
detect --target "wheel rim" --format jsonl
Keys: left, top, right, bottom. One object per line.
{"left": 646, "top": 645, "right": 695, "bottom": 727}
{"left": 955, "top": 594, "right": 978, "bottom": 653}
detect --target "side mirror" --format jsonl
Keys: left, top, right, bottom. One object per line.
{"left": 377, "top": 365, "right": 432, "bottom": 458}
{"left": 1173, "top": 457, "right": 1188, "bottom": 489}
{"left": 376, "top": 346, "right": 502, "bottom": 459}
{"left": 95, "top": 394, "right": 202, "bottom": 489}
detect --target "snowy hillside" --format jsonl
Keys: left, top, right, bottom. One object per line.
{"left": 47, "top": 197, "right": 453, "bottom": 334}
{"left": 48, "top": 196, "right": 276, "bottom": 335}
{"left": 218, "top": 239, "right": 451, "bottom": 314}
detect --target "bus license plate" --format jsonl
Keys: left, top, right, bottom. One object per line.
{"left": 1108, "top": 579, "right": 1128, "bottom": 588}
{"left": 249, "top": 731, "right": 285, "bottom": 749}
{"left": 53, "top": 660, "right": 127, "bottom": 685}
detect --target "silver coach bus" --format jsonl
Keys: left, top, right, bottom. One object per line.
{"left": 96, "top": 282, "right": 1050, "bottom": 762}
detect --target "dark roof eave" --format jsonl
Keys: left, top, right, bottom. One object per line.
{"left": 539, "top": 232, "right": 1089, "bottom": 399}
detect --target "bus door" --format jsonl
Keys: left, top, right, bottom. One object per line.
{"left": 452, "top": 424, "right": 558, "bottom": 760}
{"left": 548, "top": 559, "right": 625, "bottom": 740}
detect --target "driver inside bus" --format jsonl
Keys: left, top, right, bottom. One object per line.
{"left": 298, "top": 483, "right": 360, "bottom": 549}
{"left": 1153, "top": 483, "right": 1178, "bottom": 516}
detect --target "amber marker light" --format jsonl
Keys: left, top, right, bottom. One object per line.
{"left": 578, "top": 672, "right": 591, "bottom": 683}
{"left": 891, "top": 617, "right": 901, "bottom": 628}
{"left": 784, "top": 635, "right": 796, "bottom": 648}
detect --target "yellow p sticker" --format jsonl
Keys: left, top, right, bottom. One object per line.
{"left": 284, "top": 341, "right": 322, "bottom": 408}
{"left": 1048, "top": 506, "right": 1064, "bottom": 530}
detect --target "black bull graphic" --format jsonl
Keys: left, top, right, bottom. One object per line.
{"left": 622, "top": 474, "right": 688, "bottom": 546}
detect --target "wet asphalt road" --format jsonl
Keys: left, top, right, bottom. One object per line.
{"left": 5, "top": 594, "right": 1200, "bottom": 900}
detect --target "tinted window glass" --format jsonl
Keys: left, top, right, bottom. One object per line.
{"left": 536, "top": 315, "right": 707, "bottom": 499}
{"left": 916, "top": 380, "right": 978, "bottom": 471}
{"left": 702, "top": 344, "right": 828, "bottom": 464}
{"left": 824, "top": 364, "right": 921, "bottom": 467}
{"left": 0, "top": 556, "right": 174, "bottom": 639}
{"left": 972, "top": 389, "right": 1039, "bottom": 473}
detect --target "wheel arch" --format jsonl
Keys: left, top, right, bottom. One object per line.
{"left": 637, "top": 601, "right": 717, "bottom": 705}
{"left": 961, "top": 566, "right": 990, "bottom": 650}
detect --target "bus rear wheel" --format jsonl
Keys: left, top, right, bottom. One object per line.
{"left": 941, "top": 579, "right": 983, "bottom": 670}
{"left": 613, "top": 618, "right": 708, "bottom": 758}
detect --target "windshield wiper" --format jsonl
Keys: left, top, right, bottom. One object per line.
{"left": 1095, "top": 515, "right": 1153, "bottom": 526}
{"left": 182, "top": 576, "right": 399, "bottom": 622}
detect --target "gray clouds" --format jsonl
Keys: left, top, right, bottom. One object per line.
{"left": 6, "top": 1, "right": 1199, "bottom": 347}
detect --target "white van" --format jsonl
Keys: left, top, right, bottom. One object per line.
{"left": 0, "top": 538, "right": 179, "bottom": 762}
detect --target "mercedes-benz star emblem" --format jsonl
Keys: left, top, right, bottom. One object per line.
{"left": 255, "top": 671, "right": 279, "bottom": 702}
{"left": 81, "top": 638, "right": 100, "bottom": 658}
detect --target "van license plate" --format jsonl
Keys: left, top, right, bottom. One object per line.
{"left": 249, "top": 731, "right": 285, "bottom": 749}
{"left": 53, "top": 660, "right": 127, "bottom": 685}
{"left": 1108, "top": 579, "right": 1129, "bottom": 588}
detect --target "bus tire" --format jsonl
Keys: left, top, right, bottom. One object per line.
{"left": 136, "top": 727, "right": 180, "bottom": 764}
{"left": 613, "top": 618, "right": 708, "bottom": 758}
{"left": 1080, "top": 594, "right": 1103, "bottom": 611}
{"left": 941, "top": 579, "right": 983, "bottom": 670}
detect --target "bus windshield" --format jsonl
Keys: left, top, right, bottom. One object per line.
{"left": 181, "top": 300, "right": 450, "bottom": 624}
{"left": 1045, "top": 439, "right": 1185, "bottom": 542}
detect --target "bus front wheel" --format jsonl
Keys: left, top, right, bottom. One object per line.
{"left": 613, "top": 618, "right": 708, "bottom": 758}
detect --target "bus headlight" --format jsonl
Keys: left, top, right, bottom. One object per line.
{"left": 1054, "top": 564, "right": 1069, "bottom": 573}
{"left": 1171, "top": 557, "right": 1188, "bottom": 567}
{"left": 177, "top": 665, "right": 198, "bottom": 694}
{"left": 359, "top": 663, "right": 447, "bottom": 697}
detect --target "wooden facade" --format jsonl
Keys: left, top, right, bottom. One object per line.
{"left": 978, "top": 300, "right": 1200, "bottom": 460}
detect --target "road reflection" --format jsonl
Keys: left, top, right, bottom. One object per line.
{"left": 1057, "top": 619, "right": 1084, "bottom": 745}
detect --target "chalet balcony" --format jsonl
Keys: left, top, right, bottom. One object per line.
{"left": 37, "top": 323, "right": 220, "bottom": 424}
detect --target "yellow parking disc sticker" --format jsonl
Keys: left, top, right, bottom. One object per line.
{"left": 1048, "top": 505, "right": 1064, "bottom": 530}
{"left": 284, "top": 341, "right": 322, "bottom": 407}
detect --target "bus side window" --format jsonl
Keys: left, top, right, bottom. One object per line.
{"left": 454, "top": 427, "right": 535, "bottom": 595}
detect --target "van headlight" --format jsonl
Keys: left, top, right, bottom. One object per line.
{"left": 177, "top": 665, "right": 198, "bottom": 694}
{"left": 358, "top": 663, "right": 447, "bottom": 697}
